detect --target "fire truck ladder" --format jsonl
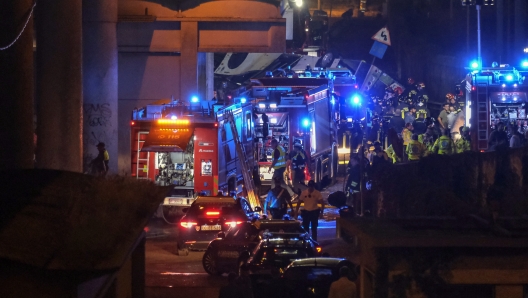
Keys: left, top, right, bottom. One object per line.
{"left": 136, "top": 131, "right": 150, "bottom": 180}
{"left": 225, "top": 110, "right": 261, "bottom": 209}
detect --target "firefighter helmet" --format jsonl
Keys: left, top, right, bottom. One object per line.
{"left": 407, "top": 77, "right": 415, "bottom": 85}
{"left": 417, "top": 82, "right": 425, "bottom": 89}
{"left": 445, "top": 93, "right": 455, "bottom": 101}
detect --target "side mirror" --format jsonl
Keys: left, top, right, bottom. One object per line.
{"left": 217, "top": 231, "right": 226, "bottom": 239}
{"left": 182, "top": 208, "right": 189, "bottom": 213}
{"left": 254, "top": 206, "right": 262, "bottom": 212}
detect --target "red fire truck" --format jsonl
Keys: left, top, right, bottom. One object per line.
{"left": 462, "top": 64, "right": 528, "bottom": 151}
{"left": 249, "top": 76, "right": 339, "bottom": 188}
{"left": 130, "top": 100, "right": 257, "bottom": 223}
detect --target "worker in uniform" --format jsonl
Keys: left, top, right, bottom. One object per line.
{"left": 456, "top": 126, "right": 471, "bottom": 153}
{"left": 345, "top": 156, "right": 361, "bottom": 211}
{"left": 263, "top": 177, "right": 294, "bottom": 220}
{"left": 91, "top": 142, "right": 109, "bottom": 177}
{"left": 406, "top": 134, "right": 426, "bottom": 161}
{"left": 401, "top": 123, "right": 413, "bottom": 161}
{"left": 432, "top": 128, "right": 456, "bottom": 155}
{"left": 268, "top": 138, "right": 296, "bottom": 198}
{"left": 385, "top": 145, "right": 400, "bottom": 164}
{"left": 290, "top": 143, "right": 307, "bottom": 196}
{"left": 295, "top": 180, "right": 325, "bottom": 241}
{"left": 418, "top": 128, "right": 435, "bottom": 156}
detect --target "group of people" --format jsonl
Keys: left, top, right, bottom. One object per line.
{"left": 262, "top": 138, "right": 325, "bottom": 241}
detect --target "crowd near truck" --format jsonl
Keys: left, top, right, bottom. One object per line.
{"left": 461, "top": 63, "right": 528, "bottom": 151}
{"left": 130, "top": 68, "right": 342, "bottom": 222}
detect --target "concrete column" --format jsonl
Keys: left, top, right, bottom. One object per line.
{"left": 180, "top": 22, "right": 198, "bottom": 102}
{"left": 82, "top": 0, "right": 118, "bottom": 174}
{"left": 206, "top": 53, "right": 215, "bottom": 101}
{"left": 0, "top": 0, "right": 35, "bottom": 170}
{"left": 36, "top": 0, "right": 83, "bottom": 172}
{"left": 495, "top": 285, "right": 523, "bottom": 298}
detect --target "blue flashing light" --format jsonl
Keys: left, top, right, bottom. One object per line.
{"left": 470, "top": 60, "right": 480, "bottom": 69}
{"left": 505, "top": 74, "right": 514, "bottom": 81}
{"left": 351, "top": 94, "right": 361, "bottom": 106}
{"left": 522, "top": 60, "right": 528, "bottom": 68}
{"left": 191, "top": 96, "right": 199, "bottom": 103}
{"left": 240, "top": 97, "right": 247, "bottom": 104}
{"left": 302, "top": 118, "right": 311, "bottom": 128}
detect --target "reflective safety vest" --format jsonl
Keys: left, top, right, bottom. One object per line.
{"left": 456, "top": 138, "right": 471, "bottom": 153}
{"left": 433, "top": 136, "right": 455, "bottom": 155}
{"left": 292, "top": 151, "right": 306, "bottom": 170}
{"left": 273, "top": 145, "right": 287, "bottom": 170}
{"left": 407, "top": 140, "right": 424, "bottom": 160}
{"left": 402, "top": 128, "right": 412, "bottom": 146}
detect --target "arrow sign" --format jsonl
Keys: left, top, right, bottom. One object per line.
{"left": 372, "top": 27, "right": 391, "bottom": 46}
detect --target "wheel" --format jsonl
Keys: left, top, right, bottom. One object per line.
{"left": 202, "top": 250, "right": 221, "bottom": 275}
{"left": 176, "top": 242, "right": 189, "bottom": 256}
{"left": 161, "top": 206, "right": 182, "bottom": 225}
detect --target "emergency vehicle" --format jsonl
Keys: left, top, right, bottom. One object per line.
{"left": 249, "top": 76, "right": 339, "bottom": 188}
{"left": 462, "top": 64, "right": 528, "bottom": 151}
{"left": 130, "top": 100, "right": 258, "bottom": 223}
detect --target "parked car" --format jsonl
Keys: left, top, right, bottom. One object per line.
{"left": 202, "top": 219, "right": 310, "bottom": 274}
{"left": 176, "top": 196, "right": 260, "bottom": 255}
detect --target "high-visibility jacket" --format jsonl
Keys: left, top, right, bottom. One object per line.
{"left": 456, "top": 138, "right": 471, "bottom": 153}
{"left": 406, "top": 140, "right": 425, "bottom": 160}
{"left": 273, "top": 145, "right": 287, "bottom": 170}
{"left": 418, "top": 134, "right": 434, "bottom": 156}
{"left": 291, "top": 150, "right": 306, "bottom": 170}
{"left": 433, "top": 136, "right": 455, "bottom": 155}
{"left": 402, "top": 128, "right": 412, "bottom": 146}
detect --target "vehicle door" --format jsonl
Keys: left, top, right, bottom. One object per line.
{"left": 216, "top": 223, "right": 255, "bottom": 270}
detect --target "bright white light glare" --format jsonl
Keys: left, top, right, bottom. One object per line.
{"left": 347, "top": 117, "right": 353, "bottom": 122}
{"left": 171, "top": 115, "right": 177, "bottom": 120}
{"left": 522, "top": 60, "right": 528, "bottom": 67}
{"left": 505, "top": 74, "right": 514, "bottom": 81}
{"left": 514, "top": 84, "right": 518, "bottom": 87}
{"left": 270, "top": 118, "right": 277, "bottom": 124}
{"left": 330, "top": 99, "right": 335, "bottom": 105}
{"left": 269, "top": 103, "right": 277, "bottom": 108}
{"left": 258, "top": 103, "right": 266, "bottom": 108}
{"left": 524, "top": 47, "right": 528, "bottom": 53}
{"left": 514, "top": 97, "right": 518, "bottom": 101}
{"left": 470, "top": 61, "right": 479, "bottom": 69}
{"left": 240, "top": 97, "right": 247, "bottom": 104}
{"left": 295, "top": 0, "right": 303, "bottom": 7}
{"left": 501, "top": 97, "right": 506, "bottom": 101}
{"left": 502, "top": 84, "right": 506, "bottom": 87}
{"left": 191, "top": 96, "right": 199, "bottom": 103}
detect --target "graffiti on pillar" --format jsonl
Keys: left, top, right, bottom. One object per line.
{"left": 84, "top": 103, "right": 112, "bottom": 127}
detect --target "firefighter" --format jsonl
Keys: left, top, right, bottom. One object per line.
{"left": 432, "top": 128, "right": 456, "bottom": 155}
{"left": 268, "top": 138, "right": 295, "bottom": 198}
{"left": 386, "top": 144, "right": 400, "bottom": 164}
{"left": 419, "top": 128, "right": 435, "bottom": 156}
{"left": 290, "top": 143, "right": 307, "bottom": 195}
{"left": 263, "top": 177, "right": 294, "bottom": 220}
{"left": 401, "top": 123, "right": 413, "bottom": 161}
{"left": 406, "top": 134, "right": 426, "bottom": 161}
{"left": 456, "top": 126, "right": 471, "bottom": 153}
{"left": 91, "top": 142, "right": 109, "bottom": 177}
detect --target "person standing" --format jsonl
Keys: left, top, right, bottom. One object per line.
{"left": 290, "top": 143, "right": 307, "bottom": 195}
{"left": 432, "top": 129, "right": 455, "bottom": 155}
{"left": 295, "top": 180, "right": 325, "bottom": 241}
{"left": 401, "top": 123, "right": 413, "bottom": 161}
{"left": 437, "top": 103, "right": 450, "bottom": 130}
{"left": 404, "top": 105, "right": 417, "bottom": 124}
{"left": 509, "top": 125, "right": 522, "bottom": 148}
{"left": 456, "top": 126, "right": 471, "bottom": 153}
{"left": 406, "top": 134, "right": 426, "bottom": 161}
{"left": 328, "top": 266, "right": 357, "bottom": 298}
{"left": 268, "top": 138, "right": 295, "bottom": 198}
{"left": 263, "top": 177, "right": 294, "bottom": 219}
{"left": 91, "top": 142, "right": 109, "bottom": 177}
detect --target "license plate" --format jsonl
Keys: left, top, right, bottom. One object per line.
{"left": 168, "top": 198, "right": 182, "bottom": 205}
{"left": 200, "top": 225, "right": 221, "bottom": 231}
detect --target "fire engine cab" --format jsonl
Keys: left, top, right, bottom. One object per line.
{"left": 463, "top": 64, "right": 528, "bottom": 151}
{"left": 130, "top": 100, "right": 256, "bottom": 223}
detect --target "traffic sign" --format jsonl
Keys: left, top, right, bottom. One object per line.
{"left": 371, "top": 27, "right": 391, "bottom": 46}
{"left": 369, "top": 41, "right": 388, "bottom": 59}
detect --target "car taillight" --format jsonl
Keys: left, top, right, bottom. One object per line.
{"left": 180, "top": 222, "right": 198, "bottom": 228}
{"left": 206, "top": 211, "right": 220, "bottom": 217}
{"left": 225, "top": 221, "right": 243, "bottom": 227}
{"left": 316, "top": 246, "right": 322, "bottom": 253}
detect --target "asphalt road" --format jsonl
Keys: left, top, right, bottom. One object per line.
{"left": 144, "top": 178, "right": 351, "bottom": 298}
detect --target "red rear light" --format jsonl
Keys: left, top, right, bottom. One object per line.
{"left": 316, "top": 246, "right": 322, "bottom": 253}
{"left": 206, "top": 211, "right": 220, "bottom": 217}
{"left": 225, "top": 221, "right": 243, "bottom": 227}
{"left": 180, "top": 222, "right": 198, "bottom": 228}
{"left": 214, "top": 122, "right": 218, "bottom": 127}
{"left": 130, "top": 121, "right": 135, "bottom": 126}
{"left": 471, "top": 86, "right": 476, "bottom": 91}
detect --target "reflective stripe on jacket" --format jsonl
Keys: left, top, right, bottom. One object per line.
{"left": 407, "top": 140, "right": 424, "bottom": 160}
{"left": 433, "top": 136, "right": 455, "bottom": 155}
{"left": 273, "top": 146, "right": 287, "bottom": 170}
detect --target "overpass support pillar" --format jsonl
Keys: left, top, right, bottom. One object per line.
{"left": 180, "top": 22, "right": 199, "bottom": 102}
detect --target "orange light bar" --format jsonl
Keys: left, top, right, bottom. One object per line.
{"left": 180, "top": 222, "right": 197, "bottom": 228}
{"left": 316, "top": 246, "right": 322, "bottom": 253}
{"left": 157, "top": 119, "right": 190, "bottom": 125}
{"left": 206, "top": 211, "right": 220, "bottom": 216}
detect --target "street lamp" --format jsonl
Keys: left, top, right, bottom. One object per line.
{"left": 462, "top": 0, "right": 495, "bottom": 69}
